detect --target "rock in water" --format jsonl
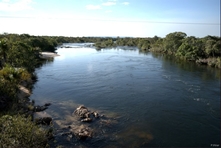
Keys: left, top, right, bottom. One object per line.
{"left": 44, "top": 103, "right": 51, "bottom": 106}
{"left": 73, "top": 105, "right": 89, "bottom": 118}
{"left": 92, "top": 112, "right": 99, "bottom": 118}
{"left": 81, "top": 118, "right": 92, "bottom": 122}
{"left": 35, "top": 117, "right": 52, "bottom": 125}
{"left": 34, "top": 105, "right": 48, "bottom": 112}
{"left": 74, "top": 127, "right": 92, "bottom": 140}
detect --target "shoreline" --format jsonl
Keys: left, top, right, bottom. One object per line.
{"left": 39, "top": 52, "right": 60, "bottom": 59}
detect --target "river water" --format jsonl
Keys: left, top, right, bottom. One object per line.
{"left": 30, "top": 43, "right": 220, "bottom": 147}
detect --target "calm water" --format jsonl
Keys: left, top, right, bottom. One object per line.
{"left": 31, "top": 43, "right": 220, "bottom": 147}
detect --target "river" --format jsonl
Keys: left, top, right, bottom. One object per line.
{"left": 30, "top": 43, "right": 220, "bottom": 147}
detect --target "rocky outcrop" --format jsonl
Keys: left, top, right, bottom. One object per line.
{"left": 71, "top": 125, "right": 93, "bottom": 140}
{"left": 73, "top": 105, "right": 99, "bottom": 122}
{"left": 50, "top": 105, "right": 119, "bottom": 143}
{"left": 73, "top": 105, "right": 89, "bottom": 118}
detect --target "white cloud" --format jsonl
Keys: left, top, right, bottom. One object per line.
{"left": 102, "top": 1, "right": 116, "bottom": 6}
{"left": 86, "top": 4, "right": 101, "bottom": 10}
{"left": 122, "top": 2, "right": 129, "bottom": 5}
{"left": 0, "top": 0, "right": 33, "bottom": 11}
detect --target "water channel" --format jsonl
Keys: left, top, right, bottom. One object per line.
{"left": 30, "top": 43, "right": 220, "bottom": 147}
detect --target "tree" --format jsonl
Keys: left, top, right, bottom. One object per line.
{"left": 0, "top": 38, "right": 9, "bottom": 67}
{"left": 176, "top": 36, "right": 203, "bottom": 60}
{"left": 138, "top": 39, "right": 150, "bottom": 51}
{"left": 205, "top": 39, "right": 221, "bottom": 57}
{"left": 7, "top": 42, "right": 39, "bottom": 72}
{"left": 163, "top": 32, "right": 187, "bottom": 54}
{"left": 150, "top": 38, "right": 163, "bottom": 52}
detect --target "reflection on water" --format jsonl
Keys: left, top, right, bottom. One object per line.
{"left": 31, "top": 44, "right": 220, "bottom": 147}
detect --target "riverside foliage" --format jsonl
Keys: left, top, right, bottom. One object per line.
{"left": 0, "top": 34, "right": 57, "bottom": 147}
{"left": 94, "top": 32, "right": 221, "bottom": 68}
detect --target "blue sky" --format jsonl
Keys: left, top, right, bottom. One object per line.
{"left": 0, "top": 0, "right": 220, "bottom": 37}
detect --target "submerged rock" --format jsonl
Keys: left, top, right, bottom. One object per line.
{"left": 34, "top": 105, "right": 48, "bottom": 112}
{"left": 44, "top": 103, "right": 51, "bottom": 106}
{"left": 35, "top": 117, "right": 52, "bottom": 125}
{"left": 32, "top": 103, "right": 51, "bottom": 112}
{"left": 53, "top": 105, "right": 118, "bottom": 142}
{"left": 71, "top": 125, "right": 92, "bottom": 140}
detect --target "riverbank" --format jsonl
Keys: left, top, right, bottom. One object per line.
{"left": 0, "top": 77, "right": 52, "bottom": 148}
{"left": 39, "top": 52, "right": 60, "bottom": 59}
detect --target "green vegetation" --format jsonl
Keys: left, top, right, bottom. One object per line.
{"left": 93, "top": 32, "right": 221, "bottom": 68}
{"left": 0, "top": 34, "right": 57, "bottom": 147}
{"left": 0, "top": 115, "right": 49, "bottom": 148}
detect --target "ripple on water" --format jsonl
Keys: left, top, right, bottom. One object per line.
{"left": 31, "top": 47, "right": 220, "bottom": 147}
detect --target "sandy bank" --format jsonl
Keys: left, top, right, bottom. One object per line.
{"left": 17, "top": 85, "right": 31, "bottom": 100}
{"left": 39, "top": 52, "right": 60, "bottom": 59}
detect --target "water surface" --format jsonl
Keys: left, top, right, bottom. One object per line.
{"left": 31, "top": 43, "right": 220, "bottom": 147}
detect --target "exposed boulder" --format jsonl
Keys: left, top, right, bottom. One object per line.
{"left": 81, "top": 117, "right": 92, "bottom": 122}
{"left": 73, "top": 105, "right": 100, "bottom": 122}
{"left": 73, "top": 105, "right": 89, "bottom": 118}
{"left": 92, "top": 111, "right": 99, "bottom": 118}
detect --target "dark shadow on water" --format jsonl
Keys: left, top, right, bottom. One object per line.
{"left": 151, "top": 52, "right": 220, "bottom": 80}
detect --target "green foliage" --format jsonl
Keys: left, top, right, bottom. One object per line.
{"left": 205, "top": 39, "right": 221, "bottom": 57}
{"left": 176, "top": 36, "right": 204, "bottom": 61}
{"left": 0, "top": 65, "right": 31, "bottom": 100}
{"left": 207, "top": 57, "right": 221, "bottom": 68}
{"left": 0, "top": 38, "right": 9, "bottom": 67}
{"left": 163, "top": 32, "right": 187, "bottom": 54}
{"left": 216, "top": 57, "right": 221, "bottom": 68}
{"left": 138, "top": 39, "right": 151, "bottom": 51}
{"left": 0, "top": 115, "right": 48, "bottom": 148}
{"left": 27, "top": 37, "right": 58, "bottom": 52}
{"left": 92, "top": 33, "right": 220, "bottom": 68}
{"left": 150, "top": 38, "right": 163, "bottom": 52}
{"left": 6, "top": 42, "right": 40, "bottom": 72}
{"left": 95, "top": 38, "right": 115, "bottom": 49}
{"left": 0, "top": 34, "right": 57, "bottom": 147}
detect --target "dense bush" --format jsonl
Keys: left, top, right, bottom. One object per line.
{"left": 0, "top": 115, "right": 49, "bottom": 148}
{"left": 0, "top": 65, "right": 31, "bottom": 99}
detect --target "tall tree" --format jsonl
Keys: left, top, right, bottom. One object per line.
{"left": 205, "top": 39, "right": 221, "bottom": 57}
{"left": 0, "top": 38, "right": 9, "bottom": 68}
{"left": 163, "top": 32, "right": 187, "bottom": 54}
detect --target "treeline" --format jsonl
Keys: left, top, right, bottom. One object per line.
{"left": 0, "top": 33, "right": 61, "bottom": 104}
{"left": 94, "top": 32, "right": 221, "bottom": 68}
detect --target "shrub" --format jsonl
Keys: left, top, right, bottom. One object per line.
{"left": 215, "top": 57, "right": 221, "bottom": 68}
{"left": 0, "top": 115, "right": 49, "bottom": 148}
{"left": 207, "top": 58, "right": 215, "bottom": 67}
